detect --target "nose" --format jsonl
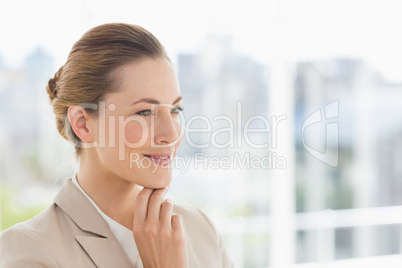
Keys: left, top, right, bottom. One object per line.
{"left": 153, "top": 108, "right": 181, "bottom": 146}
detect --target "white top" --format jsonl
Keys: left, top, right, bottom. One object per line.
{"left": 72, "top": 174, "right": 142, "bottom": 267}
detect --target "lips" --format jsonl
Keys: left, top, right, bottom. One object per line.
{"left": 142, "top": 152, "right": 174, "bottom": 165}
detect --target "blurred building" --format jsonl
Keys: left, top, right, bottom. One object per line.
{"left": 178, "top": 34, "right": 269, "bottom": 157}
{"left": 294, "top": 58, "right": 402, "bottom": 262}
{"left": 0, "top": 47, "right": 73, "bottom": 186}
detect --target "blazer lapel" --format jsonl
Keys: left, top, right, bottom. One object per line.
{"left": 54, "top": 178, "right": 133, "bottom": 268}
{"left": 76, "top": 235, "right": 135, "bottom": 268}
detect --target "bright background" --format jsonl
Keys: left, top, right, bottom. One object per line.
{"left": 1, "top": 0, "right": 402, "bottom": 267}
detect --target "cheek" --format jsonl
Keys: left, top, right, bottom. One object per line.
{"left": 175, "top": 119, "right": 184, "bottom": 138}
{"left": 174, "top": 120, "right": 183, "bottom": 147}
{"left": 124, "top": 120, "right": 149, "bottom": 145}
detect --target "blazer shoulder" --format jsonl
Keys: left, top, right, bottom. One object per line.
{"left": 173, "top": 203, "right": 218, "bottom": 235}
{"left": 2, "top": 203, "right": 60, "bottom": 239}
{"left": 172, "top": 203, "right": 204, "bottom": 218}
{"left": 0, "top": 223, "right": 60, "bottom": 267}
{"left": 172, "top": 203, "right": 235, "bottom": 268}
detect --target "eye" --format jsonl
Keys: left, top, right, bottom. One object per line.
{"left": 136, "top": 109, "right": 154, "bottom": 116}
{"left": 171, "top": 106, "right": 184, "bottom": 114}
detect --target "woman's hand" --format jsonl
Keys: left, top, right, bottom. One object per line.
{"left": 133, "top": 187, "right": 188, "bottom": 268}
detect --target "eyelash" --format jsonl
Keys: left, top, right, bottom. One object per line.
{"left": 136, "top": 106, "right": 184, "bottom": 116}
{"left": 172, "top": 106, "right": 184, "bottom": 114}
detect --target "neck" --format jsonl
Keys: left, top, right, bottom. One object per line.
{"left": 77, "top": 150, "right": 140, "bottom": 231}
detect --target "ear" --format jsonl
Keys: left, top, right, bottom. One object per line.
{"left": 67, "top": 105, "right": 95, "bottom": 144}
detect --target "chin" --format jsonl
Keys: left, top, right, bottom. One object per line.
{"left": 138, "top": 170, "right": 172, "bottom": 189}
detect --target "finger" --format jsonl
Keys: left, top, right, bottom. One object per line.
{"left": 133, "top": 188, "right": 154, "bottom": 225}
{"left": 171, "top": 214, "right": 186, "bottom": 242}
{"left": 146, "top": 187, "right": 169, "bottom": 222}
{"left": 160, "top": 199, "right": 174, "bottom": 228}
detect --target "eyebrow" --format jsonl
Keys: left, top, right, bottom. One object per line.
{"left": 130, "top": 96, "right": 183, "bottom": 106}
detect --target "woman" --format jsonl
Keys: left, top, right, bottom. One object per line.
{"left": 0, "top": 23, "right": 234, "bottom": 268}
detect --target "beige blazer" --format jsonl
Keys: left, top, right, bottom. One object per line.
{"left": 0, "top": 179, "right": 234, "bottom": 268}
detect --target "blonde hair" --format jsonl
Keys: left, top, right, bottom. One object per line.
{"left": 46, "top": 23, "right": 168, "bottom": 156}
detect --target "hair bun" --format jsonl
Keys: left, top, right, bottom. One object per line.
{"left": 46, "top": 66, "right": 63, "bottom": 101}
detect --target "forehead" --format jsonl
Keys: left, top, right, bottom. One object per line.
{"left": 106, "top": 58, "right": 181, "bottom": 106}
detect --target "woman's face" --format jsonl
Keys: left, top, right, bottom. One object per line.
{"left": 87, "top": 58, "right": 183, "bottom": 189}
